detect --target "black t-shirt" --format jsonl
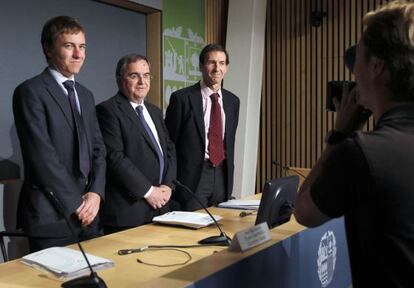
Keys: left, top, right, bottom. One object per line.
{"left": 310, "top": 105, "right": 414, "bottom": 287}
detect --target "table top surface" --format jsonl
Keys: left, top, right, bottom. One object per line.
{"left": 0, "top": 199, "right": 305, "bottom": 288}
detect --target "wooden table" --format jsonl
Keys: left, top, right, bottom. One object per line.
{"left": 0, "top": 204, "right": 306, "bottom": 288}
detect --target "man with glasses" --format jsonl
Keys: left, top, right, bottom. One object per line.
{"left": 97, "top": 54, "right": 176, "bottom": 234}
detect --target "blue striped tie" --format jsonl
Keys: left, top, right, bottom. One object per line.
{"left": 136, "top": 106, "right": 164, "bottom": 183}
{"left": 63, "top": 80, "right": 90, "bottom": 178}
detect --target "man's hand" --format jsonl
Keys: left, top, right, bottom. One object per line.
{"left": 333, "top": 84, "right": 370, "bottom": 134}
{"left": 159, "top": 184, "right": 172, "bottom": 202}
{"left": 76, "top": 192, "right": 101, "bottom": 227}
{"left": 146, "top": 186, "right": 172, "bottom": 209}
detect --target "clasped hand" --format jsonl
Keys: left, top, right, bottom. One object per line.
{"left": 76, "top": 192, "right": 101, "bottom": 227}
{"left": 146, "top": 185, "right": 172, "bottom": 210}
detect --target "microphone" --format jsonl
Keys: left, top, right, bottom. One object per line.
{"left": 172, "top": 180, "right": 231, "bottom": 246}
{"left": 272, "top": 160, "right": 308, "bottom": 179}
{"left": 43, "top": 189, "right": 107, "bottom": 288}
{"left": 239, "top": 211, "right": 256, "bottom": 217}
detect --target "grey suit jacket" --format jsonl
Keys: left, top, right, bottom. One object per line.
{"left": 165, "top": 82, "right": 240, "bottom": 201}
{"left": 96, "top": 92, "right": 176, "bottom": 227}
{"left": 13, "top": 68, "right": 106, "bottom": 237}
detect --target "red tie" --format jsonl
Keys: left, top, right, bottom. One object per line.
{"left": 208, "top": 93, "right": 225, "bottom": 166}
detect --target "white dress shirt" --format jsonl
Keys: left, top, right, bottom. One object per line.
{"left": 49, "top": 68, "right": 82, "bottom": 114}
{"left": 130, "top": 101, "right": 164, "bottom": 198}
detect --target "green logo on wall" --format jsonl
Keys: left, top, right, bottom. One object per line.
{"left": 162, "top": 0, "right": 204, "bottom": 109}
{"left": 163, "top": 28, "right": 204, "bottom": 107}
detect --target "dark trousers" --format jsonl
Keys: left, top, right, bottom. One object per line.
{"left": 184, "top": 160, "right": 227, "bottom": 211}
{"left": 103, "top": 204, "right": 173, "bottom": 235}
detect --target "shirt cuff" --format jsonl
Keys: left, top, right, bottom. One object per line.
{"left": 143, "top": 186, "right": 154, "bottom": 198}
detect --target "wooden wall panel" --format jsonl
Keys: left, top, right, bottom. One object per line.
{"left": 256, "top": 0, "right": 390, "bottom": 193}
{"left": 204, "top": 0, "right": 228, "bottom": 46}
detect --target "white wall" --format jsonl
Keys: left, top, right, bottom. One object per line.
{"left": 225, "top": 0, "right": 267, "bottom": 198}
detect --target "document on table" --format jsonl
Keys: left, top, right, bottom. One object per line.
{"left": 21, "top": 246, "right": 114, "bottom": 281}
{"left": 152, "top": 211, "right": 222, "bottom": 229}
{"left": 217, "top": 199, "right": 260, "bottom": 210}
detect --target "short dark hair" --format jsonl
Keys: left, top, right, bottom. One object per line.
{"left": 363, "top": 0, "right": 414, "bottom": 102}
{"left": 115, "top": 54, "right": 150, "bottom": 83}
{"left": 41, "top": 16, "right": 84, "bottom": 62}
{"left": 199, "top": 44, "right": 229, "bottom": 65}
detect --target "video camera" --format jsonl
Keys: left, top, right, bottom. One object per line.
{"left": 326, "top": 81, "right": 356, "bottom": 111}
{"left": 326, "top": 45, "right": 356, "bottom": 112}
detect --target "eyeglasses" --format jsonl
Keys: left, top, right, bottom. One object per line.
{"left": 125, "top": 73, "right": 153, "bottom": 82}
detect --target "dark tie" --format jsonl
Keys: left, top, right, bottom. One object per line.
{"left": 136, "top": 105, "right": 164, "bottom": 184}
{"left": 208, "top": 93, "right": 225, "bottom": 166}
{"left": 63, "top": 80, "right": 90, "bottom": 178}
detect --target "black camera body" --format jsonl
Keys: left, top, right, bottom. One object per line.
{"left": 326, "top": 81, "right": 356, "bottom": 111}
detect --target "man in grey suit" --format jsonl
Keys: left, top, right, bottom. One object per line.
{"left": 13, "top": 16, "right": 106, "bottom": 252}
{"left": 165, "top": 44, "right": 240, "bottom": 211}
{"left": 97, "top": 54, "right": 176, "bottom": 234}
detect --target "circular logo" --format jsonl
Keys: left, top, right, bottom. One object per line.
{"left": 317, "top": 230, "right": 337, "bottom": 287}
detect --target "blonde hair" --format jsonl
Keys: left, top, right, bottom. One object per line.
{"left": 363, "top": 0, "right": 414, "bottom": 101}
{"left": 364, "top": 0, "right": 414, "bottom": 45}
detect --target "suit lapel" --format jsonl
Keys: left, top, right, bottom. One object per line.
{"left": 189, "top": 83, "right": 206, "bottom": 147}
{"left": 41, "top": 69, "right": 74, "bottom": 130}
{"left": 116, "top": 93, "right": 159, "bottom": 154}
{"left": 146, "top": 104, "right": 166, "bottom": 150}
{"left": 222, "top": 90, "right": 233, "bottom": 145}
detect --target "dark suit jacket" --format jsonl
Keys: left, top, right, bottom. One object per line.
{"left": 12, "top": 68, "right": 106, "bottom": 237}
{"left": 165, "top": 82, "right": 240, "bottom": 201}
{"left": 96, "top": 92, "right": 176, "bottom": 227}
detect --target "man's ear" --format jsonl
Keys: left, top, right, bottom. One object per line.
{"left": 370, "top": 56, "right": 386, "bottom": 79}
{"left": 42, "top": 44, "right": 52, "bottom": 60}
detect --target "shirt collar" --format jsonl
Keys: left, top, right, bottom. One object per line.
{"left": 376, "top": 103, "right": 414, "bottom": 128}
{"left": 48, "top": 67, "right": 75, "bottom": 85}
{"left": 200, "top": 80, "right": 222, "bottom": 99}
{"left": 129, "top": 99, "right": 146, "bottom": 111}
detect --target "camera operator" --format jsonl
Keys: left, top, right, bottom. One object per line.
{"left": 294, "top": 1, "right": 414, "bottom": 286}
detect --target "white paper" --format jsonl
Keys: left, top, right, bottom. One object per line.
{"left": 21, "top": 247, "right": 114, "bottom": 281}
{"left": 218, "top": 199, "right": 260, "bottom": 210}
{"left": 152, "top": 211, "right": 222, "bottom": 229}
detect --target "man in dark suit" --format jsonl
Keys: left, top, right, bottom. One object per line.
{"left": 165, "top": 44, "right": 240, "bottom": 211}
{"left": 96, "top": 54, "right": 176, "bottom": 234}
{"left": 12, "top": 16, "right": 106, "bottom": 252}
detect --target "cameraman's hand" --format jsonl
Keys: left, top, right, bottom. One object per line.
{"left": 333, "top": 84, "right": 370, "bottom": 134}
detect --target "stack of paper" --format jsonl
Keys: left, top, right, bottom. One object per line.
{"left": 21, "top": 247, "right": 114, "bottom": 281}
{"left": 218, "top": 199, "right": 260, "bottom": 210}
{"left": 152, "top": 211, "right": 222, "bottom": 229}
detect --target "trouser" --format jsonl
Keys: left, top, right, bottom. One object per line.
{"left": 184, "top": 160, "right": 227, "bottom": 211}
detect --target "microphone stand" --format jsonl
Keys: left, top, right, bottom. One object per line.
{"left": 272, "top": 161, "right": 308, "bottom": 179}
{"left": 173, "top": 180, "right": 231, "bottom": 246}
{"left": 44, "top": 190, "right": 107, "bottom": 288}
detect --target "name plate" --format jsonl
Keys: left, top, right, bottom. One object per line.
{"left": 229, "top": 222, "right": 271, "bottom": 252}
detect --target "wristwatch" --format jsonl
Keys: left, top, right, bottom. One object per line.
{"left": 324, "top": 130, "right": 347, "bottom": 145}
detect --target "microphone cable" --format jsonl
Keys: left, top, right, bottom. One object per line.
{"left": 119, "top": 244, "right": 226, "bottom": 268}
{"left": 118, "top": 243, "right": 225, "bottom": 255}
{"left": 135, "top": 248, "right": 192, "bottom": 267}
